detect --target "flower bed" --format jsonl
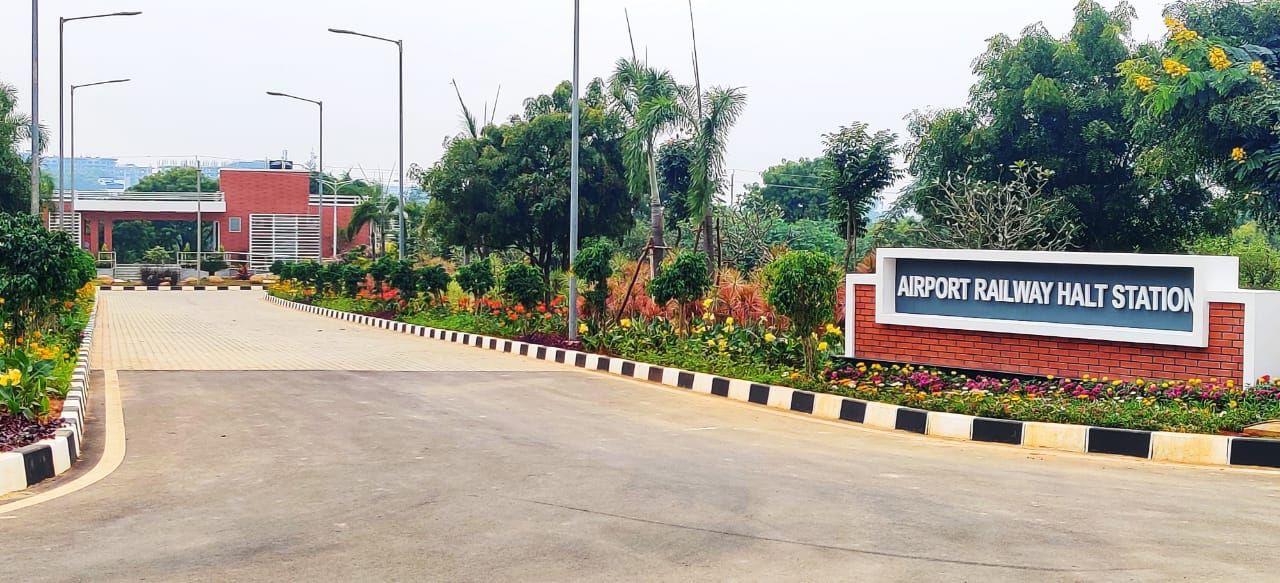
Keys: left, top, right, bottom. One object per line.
{"left": 272, "top": 280, "right": 1280, "bottom": 436}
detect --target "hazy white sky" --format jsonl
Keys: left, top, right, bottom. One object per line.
{"left": 4, "top": 0, "right": 1169, "bottom": 191}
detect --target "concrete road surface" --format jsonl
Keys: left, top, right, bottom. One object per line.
{"left": 1, "top": 291, "right": 1276, "bottom": 582}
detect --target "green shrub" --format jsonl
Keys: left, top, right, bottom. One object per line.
{"left": 141, "top": 246, "right": 172, "bottom": 264}
{"left": 317, "top": 262, "right": 344, "bottom": 295}
{"left": 388, "top": 259, "right": 419, "bottom": 295}
{"left": 0, "top": 212, "right": 95, "bottom": 336}
{"left": 415, "top": 265, "right": 450, "bottom": 300}
{"left": 501, "top": 262, "right": 545, "bottom": 309}
{"left": 455, "top": 257, "right": 495, "bottom": 301}
{"left": 369, "top": 256, "right": 397, "bottom": 290}
{"left": 765, "top": 250, "right": 840, "bottom": 377}
{"left": 648, "top": 252, "right": 712, "bottom": 332}
{"left": 1188, "top": 222, "right": 1280, "bottom": 290}
{"left": 269, "top": 260, "right": 286, "bottom": 276}
{"left": 573, "top": 240, "right": 614, "bottom": 324}
{"left": 201, "top": 250, "right": 229, "bottom": 275}
{"left": 291, "top": 261, "right": 321, "bottom": 288}
{"left": 338, "top": 263, "right": 367, "bottom": 296}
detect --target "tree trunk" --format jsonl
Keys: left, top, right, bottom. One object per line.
{"left": 701, "top": 208, "right": 715, "bottom": 270}
{"left": 646, "top": 140, "right": 665, "bottom": 276}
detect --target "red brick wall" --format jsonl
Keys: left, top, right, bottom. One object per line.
{"left": 219, "top": 169, "right": 369, "bottom": 255}
{"left": 853, "top": 284, "right": 1245, "bottom": 382}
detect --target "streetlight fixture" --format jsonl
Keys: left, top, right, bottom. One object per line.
{"left": 266, "top": 90, "right": 332, "bottom": 258}
{"left": 30, "top": 0, "right": 39, "bottom": 215}
{"left": 328, "top": 27, "right": 406, "bottom": 259}
{"left": 69, "top": 78, "right": 130, "bottom": 243}
{"left": 567, "top": 0, "right": 581, "bottom": 340}
{"left": 58, "top": 10, "right": 142, "bottom": 231}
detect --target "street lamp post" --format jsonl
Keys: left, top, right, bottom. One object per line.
{"left": 266, "top": 91, "right": 329, "bottom": 257}
{"left": 70, "top": 78, "right": 130, "bottom": 248}
{"left": 30, "top": 0, "right": 39, "bottom": 215}
{"left": 328, "top": 27, "right": 405, "bottom": 260}
{"left": 567, "top": 0, "right": 581, "bottom": 340}
{"left": 58, "top": 10, "right": 142, "bottom": 231}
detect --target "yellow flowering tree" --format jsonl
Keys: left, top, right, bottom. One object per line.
{"left": 1120, "top": 5, "right": 1279, "bottom": 217}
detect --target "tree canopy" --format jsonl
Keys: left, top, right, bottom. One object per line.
{"left": 421, "top": 79, "right": 637, "bottom": 284}
{"left": 129, "top": 166, "right": 219, "bottom": 193}
{"left": 904, "top": 0, "right": 1218, "bottom": 252}
{"left": 744, "top": 158, "right": 829, "bottom": 221}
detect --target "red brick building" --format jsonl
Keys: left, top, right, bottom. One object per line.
{"left": 52, "top": 168, "right": 371, "bottom": 271}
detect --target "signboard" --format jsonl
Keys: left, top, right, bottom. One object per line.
{"left": 871, "top": 249, "right": 1240, "bottom": 347}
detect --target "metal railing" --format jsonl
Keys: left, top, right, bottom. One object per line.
{"left": 68, "top": 190, "right": 224, "bottom": 202}
{"left": 308, "top": 193, "right": 366, "bottom": 206}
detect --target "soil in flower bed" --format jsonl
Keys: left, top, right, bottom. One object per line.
{"left": 514, "top": 332, "right": 583, "bottom": 351}
{"left": 0, "top": 414, "right": 64, "bottom": 452}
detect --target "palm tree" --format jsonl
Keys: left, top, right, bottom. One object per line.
{"left": 687, "top": 86, "right": 747, "bottom": 263}
{"left": 346, "top": 190, "right": 399, "bottom": 257}
{"left": 610, "top": 59, "right": 685, "bottom": 274}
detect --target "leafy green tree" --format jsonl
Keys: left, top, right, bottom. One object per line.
{"left": 647, "top": 252, "right": 712, "bottom": 333}
{"left": 822, "top": 123, "right": 902, "bottom": 272}
{"left": 572, "top": 239, "right": 614, "bottom": 326}
{"left": 905, "top": 0, "right": 1216, "bottom": 252}
{"left": 611, "top": 60, "right": 685, "bottom": 272}
{"left": 500, "top": 262, "right": 546, "bottom": 309}
{"left": 656, "top": 138, "right": 697, "bottom": 226}
{"left": 745, "top": 158, "right": 830, "bottom": 221}
{"left": 414, "top": 265, "right": 451, "bottom": 301}
{"left": 1188, "top": 222, "right": 1280, "bottom": 290}
{"left": 765, "top": 250, "right": 840, "bottom": 377}
{"left": 455, "top": 257, "right": 496, "bottom": 306}
{"left": 338, "top": 263, "right": 367, "bottom": 296}
{"left": 0, "top": 82, "right": 39, "bottom": 214}
{"left": 423, "top": 80, "right": 637, "bottom": 292}
{"left": 387, "top": 259, "right": 419, "bottom": 295}
{"left": 0, "top": 213, "right": 95, "bottom": 336}
{"left": 1120, "top": 2, "right": 1280, "bottom": 223}
{"left": 129, "top": 166, "right": 218, "bottom": 192}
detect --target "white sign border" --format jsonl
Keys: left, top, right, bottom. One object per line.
{"left": 872, "top": 248, "right": 1241, "bottom": 348}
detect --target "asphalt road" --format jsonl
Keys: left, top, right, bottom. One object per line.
{"left": 1, "top": 292, "right": 1277, "bottom": 582}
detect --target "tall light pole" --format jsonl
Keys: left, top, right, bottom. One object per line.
{"left": 70, "top": 78, "right": 130, "bottom": 244}
{"left": 30, "top": 0, "right": 39, "bottom": 215}
{"left": 195, "top": 155, "right": 202, "bottom": 279}
{"left": 567, "top": 0, "right": 581, "bottom": 340}
{"left": 328, "top": 27, "right": 405, "bottom": 259}
{"left": 266, "top": 91, "right": 329, "bottom": 257}
{"left": 58, "top": 10, "right": 142, "bottom": 231}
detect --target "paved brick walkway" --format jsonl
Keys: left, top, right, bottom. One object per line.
{"left": 92, "top": 291, "right": 567, "bottom": 372}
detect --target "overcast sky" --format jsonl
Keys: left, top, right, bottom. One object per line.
{"left": 4, "top": 0, "right": 1169, "bottom": 192}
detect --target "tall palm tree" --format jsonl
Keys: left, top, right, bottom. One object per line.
{"left": 346, "top": 190, "right": 399, "bottom": 257}
{"left": 610, "top": 59, "right": 685, "bottom": 274}
{"left": 687, "top": 86, "right": 747, "bottom": 262}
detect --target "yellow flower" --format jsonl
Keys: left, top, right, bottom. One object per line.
{"left": 1229, "top": 400, "right": 1238, "bottom": 409}
{"left": 1208, "top": 46, "right": 1231, "bottom": 71}
{"left": 6, "top": 368, "right": 20, "bottom": 385}
{"left": 578, "top": 323, "right": 589, "bottom": 334}
{"left": 0, "top": 297, "right": 5, "bottom": 305}
{"left": 724, "top": 324, "right": 735, "bottom": 333}
{"left": 0, "top": 336, "right": 5, "bottom": 349}
{"left": 1231, "top": 147, "right": 1248, "bottom": 162}
{"left": 1134, "top": 75, "right": 1156, "bottom": 93}
{"left": 725, "top": 316, "right": 734, "bottom": 326}
{"left": 1163, "top": 16, "right": 1183, "bottom": 32}
{"left": 620, "top": 318, "right": 632, "bottom": 329}
{"left": 1226, "top": 379, "right": 1235, "bottom": 388}
{"left": 1165, "top": 18, "right": 1199, "bottom": 43}
{"left": 817, "top": 341, "right": 830, "bottom": 351}
{"left": 717, "top": 338, "right": 727, "bottom": 350}
{"left": 702, "top": 312, "right": 714, "bottom": 321}
{"left": 1250, "top": 60, "right": 1268, "bottom": 76}
{"left": 702, "top": 298, "right": 713, "bottom": 309}
{"left": 706, "top": 338, "right": 716, "bottom": 347}
{"left": 763, "top": 332, "right": 776, "bottom": 343}
{"left": 1163, "top": 58, "right": 1191, "bottom": 78}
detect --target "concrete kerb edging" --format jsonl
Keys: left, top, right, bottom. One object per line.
{"left": 99, "top": 285, "right": 267, "bottom": 292}
{"left": 0, "top": 299, "right": 99, "bottom": 497}
{"left": 265, "top": 293, "right": 1280, "bottom": 471}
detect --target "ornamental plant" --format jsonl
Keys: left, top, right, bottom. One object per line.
{"left": 765, "top": 250, "right": 840, "bottom": 377}
{"left": 500, "top": 262, "right": 546, "bottom": 309}
{"left": 141, "top": 246, "right": 172, "bottom": 264}
{"left": 414, "top": 265, "right": 450, "bottom": 301}
{"left": 338, "top": 263, "right": 367, "bottom": 296}
{"left": 388, "top": 259, "right": 420, "bottom": 295}
{"left": 0, "top": 213, "right": 95, "bottom": 337}
{"left": 647, "top": 252, "right": 712, "bottom": 334}
{"left": 455, "top": 257, "right": 495, "bottom": 310}
{"left": 368, "top": 256, "right": 397, "bottom": 292}
{"left": 572, "top": 240, "right": 614, "bottom": 328}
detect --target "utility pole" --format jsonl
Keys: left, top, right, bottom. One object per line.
{"left": 567, "top": 0, "right": 581, "bottom": 340}
{"left": 31, "top": 0, "right": 41, "bottom": 215}
{"left": 195, "top": 156, "right": 202, "bottom": 280}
